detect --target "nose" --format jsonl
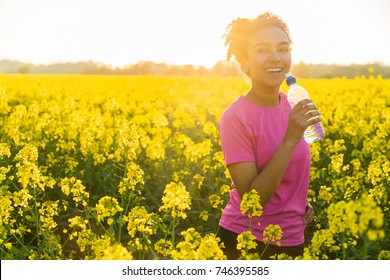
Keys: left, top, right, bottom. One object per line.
{"left": 268, "top": 49, "right": 281, "bottom": 62}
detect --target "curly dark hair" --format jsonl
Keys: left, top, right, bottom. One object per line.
{"left": 223, "top": 12, "right": 292, "bottom": 65}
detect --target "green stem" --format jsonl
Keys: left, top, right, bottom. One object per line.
{"left": 363, "top": 236, "right": 369, "bottom": 259}
{"left": 248, "top": 215, "right": 253, "bottom": 232}
{"left": 32, "top": 187, "right": 41, "bottom": 246}
{"left": 171, "top": 215, "right": 177, "bottom": 247}
{"left": 117, "top": 194, "right": 125, "bottom": 242}
{"left": 259, "top": 243, "right": 269, "bottom": 260}
{"left": 341, "top": 233, "right": 346, "bottom": 260}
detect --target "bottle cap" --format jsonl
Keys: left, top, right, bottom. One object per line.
{"left": 285, "top": 72, "right": 297, "bottom": 86}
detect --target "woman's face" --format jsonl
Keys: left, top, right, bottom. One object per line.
{"left": 245, "top": 26, "right": 292, "bottom": 89}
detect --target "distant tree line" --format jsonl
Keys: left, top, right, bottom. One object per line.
{"left": 290, "top": 61, "right": 390, "bottom": 79}
{"left": 0, "top": 59, "right": 389, "bottom": 78}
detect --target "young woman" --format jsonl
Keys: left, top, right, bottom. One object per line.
{"left": 217, "top": 12, "right": 318, "bottom": 259}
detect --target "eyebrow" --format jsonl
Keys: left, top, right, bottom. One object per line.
{"left": 252, "top": 41, "right": 290, "bottom": 47}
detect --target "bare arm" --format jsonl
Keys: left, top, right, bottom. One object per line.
{"left": 228, "top": 99, "right": 321, "bottom": 206}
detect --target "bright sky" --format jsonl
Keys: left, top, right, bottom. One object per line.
{"left": 0, "top": 0, "right": 389, "bottom": 68}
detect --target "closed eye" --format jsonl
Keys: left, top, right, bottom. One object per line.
{"left": 255, "top": 48, "right": 268, "bottom": 53}
{"left": 279, "top": 47, "right": 291, "bottom": 53}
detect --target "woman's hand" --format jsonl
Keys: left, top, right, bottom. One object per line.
{"left": 303, "top": 202, "right": 314, "bottom": 225}
{"left": 283, "top": 99, "right": 322, "bottom": 147}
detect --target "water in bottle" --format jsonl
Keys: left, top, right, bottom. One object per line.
{"left": 285, "top": 72, "right": 325, "bottom": 143}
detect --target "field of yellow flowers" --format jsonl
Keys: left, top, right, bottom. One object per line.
{"left": 0, "top": 74, "right": 389, "bottom": 260}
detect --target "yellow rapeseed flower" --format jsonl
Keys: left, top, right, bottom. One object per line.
{"left": 125, "top": 206, "right": 155, "bottom": 237}
{"left": 146, "top": 140, "right": 165, "bottom": 160}
{"left": 208, "top": 194, "right": 223, "bottom": 209}
{"left": 203, "top": 121, "right": 218, "bottom": 137}
{"left": 91, "top": 235, "right": 133, "bottom": 260}
{"left": 329, "top": 154, "right": 344, "bottom": 174}
{"left": 302, "top": 229, "right": 337, "bottom": 260}
{"left": 171, "top": 228, "right": 226, "bottom": 260}
{"left": 95, "top": 196, "right": 123, "bottom": 224}
{"left": 38, "top": 200, "right": 59, "bottom": 230}
{"left": 240, "top": 189, "right": 263, "bottom": 219}
{"left": 0, "top": 143, "right": 11, "bottom": 159}
{"left": 118, "top": 162, "right": 144, "bottom": 194}
{"left": 60, "top": 177, "right": 90, "bottom": 206}
{"left": 237, "top": 230, "right": 258, "bottom": 259}
{"left": 154, "top": 239, "right": 173, "bottom": 257}
{"left": 159, "top": 181, "right": 191, "bottom": 219}
{"left": 192, "top": 174, "right": 204, "bottom": 189}
{"left": 219, "top": 184, "right": 231, "bottom": 195}
{"left": 0, "top": 166, "right": 10, "bottom": 184}
{"left": 263, "top": 224, "right": 283, "bottom": 246}
{"left": 0, "top": 189, "right": 14, "bottom": 227}
{"left": 318, "top": 185, "right": 333, "bottom": 202}
{"left": 196, "top": 234, "right": 226, "bottom": 260}
{"left": 199, "top": 211, "right": 209, "bottom": 222}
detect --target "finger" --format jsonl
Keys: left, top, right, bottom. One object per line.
{"left": 304, "top": 110, "right": 321, "bottom": 119}
{"left": 308, "top": 212, "right": 314, "bottom": 223}
{"left": 303, "top": 104, "right": 319, "bottom": 112}
{"left": 303, "top": 204, "right": 314, "bottom": 224}
{"left": 297, "top": 104, "right": 319, "bottom": 116}
{"left": 304, "top": 208, "right": 313, "bottom": 218}
{"left": 293, "top": 104, "right": 320, "bottom": 118}
{"left": 303, "top": 212, "right": 314, "bottom": 224}
{"left": 306, "top": 116, "right": 322, "bottom": 125}
{"left": 292, "top": 112, "right": 321, "bottom": 128}
{"left": 305, "top": 204, "right": 315, "bottom": 223}
{"left": 291, "top": 99, "right": 312, "bottom": 112}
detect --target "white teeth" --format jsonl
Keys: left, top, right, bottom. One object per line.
{"left": 266, "top": 68, "right": 282, "bottom": 73}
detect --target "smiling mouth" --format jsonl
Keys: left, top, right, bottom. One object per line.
{"left": 265, "top": 67, "right": 283, "bottom": 73}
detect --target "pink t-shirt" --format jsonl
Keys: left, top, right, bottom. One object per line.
{"left": 218, "top": 93, "right": 311, "bottom": 246}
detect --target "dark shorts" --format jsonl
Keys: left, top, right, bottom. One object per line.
{"left": 216, "top": 226, "right": 305, "bottom": 260}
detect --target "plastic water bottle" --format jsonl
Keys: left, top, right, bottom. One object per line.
{"left": 285, "top": 72, "right": 325, "bottom": 143}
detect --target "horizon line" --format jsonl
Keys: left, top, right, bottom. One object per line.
{"left": 0, "top": 58, "right": 389, "bottom": 69}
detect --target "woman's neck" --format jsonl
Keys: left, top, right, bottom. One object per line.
{"left": 245, "top": 86, "right": 280, "bottom": 107}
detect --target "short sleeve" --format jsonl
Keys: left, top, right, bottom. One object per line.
{"left": 219, "top": 109, "right": 256, "bottom": 166}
